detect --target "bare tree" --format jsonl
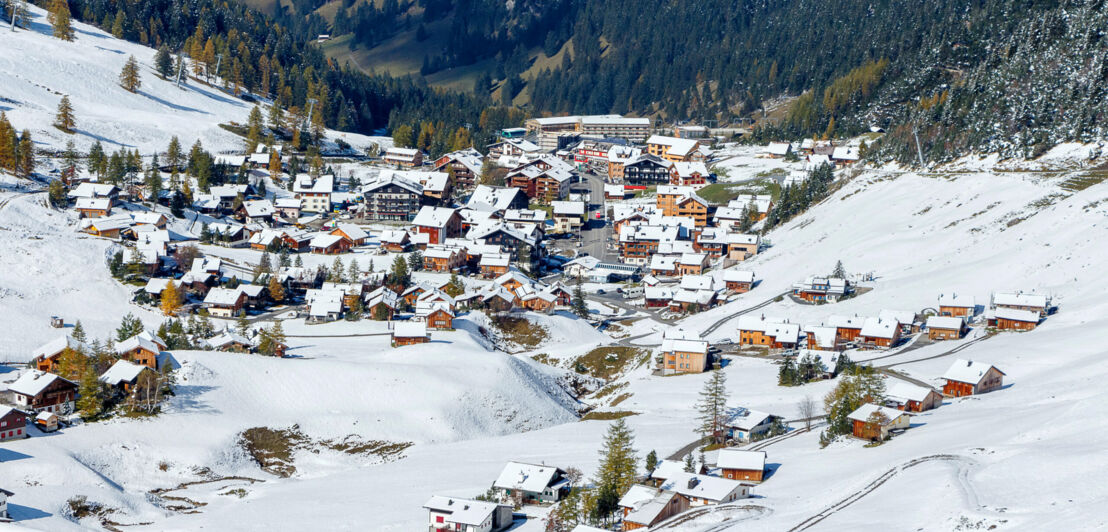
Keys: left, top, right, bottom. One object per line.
{"left": 797, "top": 395, "right": 819, "bottom": 430}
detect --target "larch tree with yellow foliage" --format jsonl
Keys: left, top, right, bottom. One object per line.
{"left": 48, "top": 0, "right": 75, "bottom": 41}
{"left": 160, "top": 281, "right": 182, "bottom": 315}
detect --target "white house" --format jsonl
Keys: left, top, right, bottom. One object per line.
{"left": 492, "top": 461, "right": 570, "bottom": 504}
{"left": 659, "top": 472, "right": 751, "bottom": 506}
{"left": 424, "top": 495, "right": 512, "bottom": 532}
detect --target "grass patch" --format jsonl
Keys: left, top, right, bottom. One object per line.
{"left": 221, "top": 488, "right": 248, "bottom": 498}
{"left": 697, "top": 183, "right": 748, "bottom": 204}
{"left": 239, "top": 426, "right": 307, "bottom": 478}
{"left": 491, "top": 316, "right": 550, "bottom": 349}
{"left": 610, "top": 393, "right": 632, "bottom": 407}
{"left": 239, "top": 426, "right": 413, "bottom": 479}
{"left": 633, "top": 185, "right": 657, "bottom": 198}
{"left": 592, "top": 381, "right": 628, "bottom": 400}
{"left": 1060, "top": 170, "right": 1108, "bottom": 192}
{"left": 571, "top": 346, "right": 649, "bottom": 380}
{"left": 581, "top": 410, "right": 638, "bottom": 421}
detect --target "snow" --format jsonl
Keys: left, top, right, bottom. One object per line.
{"left": 3, "top": 15, "right": 1108, "bottom": 532}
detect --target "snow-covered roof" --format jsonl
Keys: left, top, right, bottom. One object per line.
{"left": 804, "top": 326, "right": 839, "bottom": 349}
{"left": 926, "top": 316, "right": 965, "bottom": 330}
{"left": 206, "top": 331, "right": 254, "bottom": 349}
{"left": 308, "top": 297, "right": 343, "bottom": 317}
{"left": 422, "top": 496, "right": 501, "bottom": 526}
{"left": 361, "top": 172, "right": 423, "bottom": 195}
{"left": 943, "top": 359, "right": 1005, "bottom": 385}
{"left": 649, "top": 254, "right": 677, "bottom": 272}
{"left": 886, "top": 382, "right": 938, "bottom": 404}
{"left": 644, "top": 285, "right": 675, "bottom": 300}
{"left": 379, "top": 229, "right": 410, "bottom": 244}
{"left": 672, "top": 161, "right": 709, "bottom": 177}
{"left": 938, "top": 292, "right": 976, "bottom": 308}
{"left": 765, "top": 142, "right": 792, "bottom": 155}
{"left": 879, "top": 309, "right": 917, "bottom": 326}
{"left": 204, "top": 287, "right": 244, "bottom": 306}
{"left": 393, "top": 321, "right": 428, "bottom": 338}
{"left": 649, "top": 460, "right": 688, "bottom": 482}
{"left": 828, "top": 315, "right": 866, "bottom": 329}
{"left": 660, "top": 472, "right": 747, "bottom": 502}
{"left": 492, "top": 461, "right": 561, "bottom": 493}
{"left": 32, "top": 336, "right": 86, "bottom": 360}
{"left": 68, "top": 182, "right": 117, "bottom": 198}
{"left": 117, "top": 331, "right": 166, "bottom": 355}
{"left": 75, "top": 197, "right": 111, "bottom": 211}
{"left": 717, "top": 449, "right": 766, "bottom": 471}
{"left": 660, "top": 337, "right": 708, "bottom": 354}
{"left": 723, "top": 270, "right": 755, "bottom": 283}
{"left": 8, "top": 371, "right": 73, "bottom": 397}
{"left": 412, "top": 206, "right": 458, "bottom": 228}
{"left": 99, "top": 359, "right": 149, "bottom": 386}
{"left": 994, "top": 292, "right": 1049, "bottom": 309}
{"left": 467, "top": 185, "right": 524, "bottom": 212}
{"left": 860, "top": 317, "right": 898, "bottom": 339}
{"left": 331, "top": 223, "right": 368, "bottom": 241}
{"left": 551, "top": 201, "right": 585, "bottom": 216}
{"left": 241, "top": 199, "right": 275, "bottom": 218}
{"left": 847, "top": 403, "right": 907, "bottom": 424}
{"left": 831, "top": 146, "right": 860, "bottom": 161}
{"left": 618, "top": 484, "right": 660, "bottom": 510}
{"left": 724, "top": 408, "right": 777, "bottom": 431}
{"left": 647, "top": 135, "right": 699, "bottom": 157}
{"left": 679, "top": 274, "right": 715, "bottom": 291}
{"left": 293, "top": 174, "right": 334, "bottom": 194}
{"left": 994, "top": 307, "right": 1041, "bottom": 323}
{"left": 310, "top": 233, "right": 347, "bottom": 249}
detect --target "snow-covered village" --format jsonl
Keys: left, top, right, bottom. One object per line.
{"left": 2, "top": 1, "right": 1108, "bottom": 531}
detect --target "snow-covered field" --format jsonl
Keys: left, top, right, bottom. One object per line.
{"left": 3, "top": 11, "right": 1108, "bottom": 532}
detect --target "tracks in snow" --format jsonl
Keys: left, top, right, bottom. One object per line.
{"left": 787, "top": 454, "right": 976, "bottom": 532}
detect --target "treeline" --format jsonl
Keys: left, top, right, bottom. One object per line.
{"left": 50, "top": 0, "right": 495, "bottom": 144}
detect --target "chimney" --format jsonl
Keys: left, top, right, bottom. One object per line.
{"left": 448, "top": 499, "right": 454, "bottom": 506}
{"left": 687, "top": 477, "right": 699, "bottom": 489}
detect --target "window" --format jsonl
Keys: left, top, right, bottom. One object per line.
{"left": 436, "top": 516, "right": 444, "bottom": 523}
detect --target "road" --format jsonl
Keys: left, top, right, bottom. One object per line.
{"left": 576, "top": 172, "right": 615, "bottom": 262}
{"left": 701, "top": 290, "right": 791, "bottom": 336}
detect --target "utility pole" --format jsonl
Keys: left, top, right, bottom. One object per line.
{"left": 11, "top": 2, "right": 18, "bottom": 31}
{"left": 912, "top": 127, "right": 925, "bottom": 168}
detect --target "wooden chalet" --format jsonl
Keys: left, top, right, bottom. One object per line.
{"left": 0, "top": 407, "right": 27, "bottom": 442}
{"left": 379, "top": 230, "right": 411, "bottom": 252}
{"left": 413, "top": 207, "right": 463, "bottom": 245}
{"left": 848, "top": 403, "right": 910, "bottom": 441}
{"left": 203, "top": 288, "right": 247, "bottom": 318}
{"left": 859, "top": 317, "right": 901, "bottom": 349}
{"left": 99, "top": 359, "right": 155, "bottom": 395}
{"left": 723, "top": 269, "right": 755, "bottom": 293}
{"left": 309, "top": 233, "right": 352, "bottom": 255}
{"left": 31, "top": 336, "right": 87, "bottom": 374}
{"left": 330, "top": 223, "right": 369, "bottom": 246}
{"left": 926, "top": 316, "right": 966, "bottom": 340}
{"left": 116, "top": 332, "right": 166, "bottom": 369}
{"left": 942, "top": 359, "right": 1005, "bottom": 397}
{"left": 716, "top": 449, "right": 767, "bottom": 482}
{"left": 392, "top": 322, "right": 430, "bottom": 346}
{"left": 885, "top": 382, "right": 943, "bottom": 412}
{"left": 938, "top": 293, "right": 976, "bottom": 317}
{"left": 7, "top": 371, "right": 78, "bottom": 413}
{"left": 618, "top": 485, "right": 688, "bottom": 531}
{"left": 994, "top": 308, "right": 1041, "bottom": 331}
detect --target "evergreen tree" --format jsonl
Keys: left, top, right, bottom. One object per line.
{"left": 696, "top": 368, "right": 729, "bottom": 444}
{"left": 17, "top": 130, "right": 34, "bottom": 178}
{"left": 408, "top": 250, "right": 423, "bottom": 271}
{"left": 76, "top": 366, "right": 103, "bottom": 419}
{"left": 236, "top": 311, "right": 250, "bottom": 336}
{"left": 54, "top": 95, "right": 76, "bottom": 133}
{"left": 71, "top": 320, "right": 87, "bottom": 342}
{"left": 119, "top": 55, "right": 142, "bottom": 92}
{"left": 48, "top": 178, "right": 67, "bottom": 207}
{"left": 823, "top": 368, "right": 886, "bottom": 437}
{"left": 645, "top": 449, "right": 659, "bottom": 474}
{"left": 830, "top": 260, "right": 847, "bottom": 279}
{"left": 62, "top": 140, "right": 80, "bottom": 180}
{"left": 170, "top": 191, "right": 185, "bottom": 217}
{"left": 389, "top": 255, "right": 410, "bottom": 286}
{"left": 115, "top": 312, "right": 144, "bottom": 341}
{"left": 444, "top": 273, "right": 465, "bottom": 297}
{"left": 154, "top": 46, "right": 173, "bottom": 79}
{"left": 594, "top": 418, "right": 638, "bottom": 497}
{"left": 0, "top": 112, "right": 17, "bottom": 172}
{"left": 571, "top": 279, "right": 589, "bottom": 319}
{"left": 87, "top": 140, "right": 105, "bottom": 178}
{"left": 347, "top": 258, "right": 360, "bottom": 282}
{"left": 48, "top": 0, "right": 75, "bottom": 41}
{"left": 683, "top": 453, "right": 695, "bottom": 473}
{"left": 778, "top": 356, "right": 799, "bottom": 386}
{"left": 144, "top": 156, "right": 162, "bottom": 201}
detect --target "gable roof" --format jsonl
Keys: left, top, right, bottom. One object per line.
{"left": 926, "top": 316, "right": 965, "bottom": 330}
{"left": 860, "top": 317, "right": 899, "bottom": 339}
{"left": 393, "top": 321, "right": 428, "bottom": 338}
{"left": 938, "top": 292, "right": 975, "bottom": 308}
{"left": 724, "top": 408, "right": 777, "bottom": 431}
{"left": 492, "top": 461, "right": 562, "bottom": 493}
{"left": 412, "top": 206, "right": 459, "bottom": 228}
{"left": 717, "top": 449, "right": 766, "bottom": 471}
{"left": 422, "top": 496, "right": 501, "bottom": 526}
{"left": 994, "top": 292, "right": 1049, "bottom": 308}
{"left": 32, "top": 336, "right": 87, "bottom": 361}
{"left": 943, "top": 359, "right": 1005, "bottom": 385}
{"left": 886, "top": 382, "right": 939, "bottom": 404}
{"left": 994, "top": 307, "right": 1041, "bottom": 323}
{"left": 8, "top": 371, "right": 75, "bottom": 397}
{"left": 99, "top": 359, "right": 150, "bottom": 386}
{"left": 660, "top": 472, "right": 746, "bottom": 502}
{"left": 361, "top": 172, "right": 423, "bottom": 195}
{"left": 847, "top": 403, "right": 907, "bottom": 424}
